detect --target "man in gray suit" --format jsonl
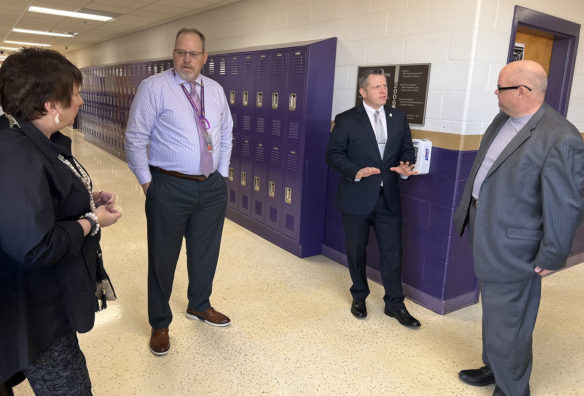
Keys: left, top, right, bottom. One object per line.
{"left": 454, "top": 60, "right": 584, "bottom": 395}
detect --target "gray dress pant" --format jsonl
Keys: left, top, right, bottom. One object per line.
{"left": 146, "top": 169, "right": 227, "bottom": 329}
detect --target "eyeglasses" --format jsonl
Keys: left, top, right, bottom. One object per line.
{"left": 496, "top": 84, "right": 532, "bottom": 92}
{"left": 174, "top": 49, "right": 204, "bottom": 58}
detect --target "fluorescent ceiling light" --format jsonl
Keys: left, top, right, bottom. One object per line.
{"left": 4, "top": 40, "right": 52, "bottom": 47}
{"left": 13, "top": 28, "right": 77, "bottom": 38}
{"left": 0, "top": 46, "right": 20, "bottom": 51}
{"left": 28, "top": 6, "right": 113, "bottom": 21}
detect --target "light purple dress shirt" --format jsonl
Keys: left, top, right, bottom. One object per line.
{"left": 125, "top": 68, "right": 233, "bottom": 185}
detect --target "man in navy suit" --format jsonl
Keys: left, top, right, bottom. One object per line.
{"left": 454, "top": 60, "right": 584, "bottom": 395}
{"left": 326, "top": 68, "right": 420, "bottom": 328}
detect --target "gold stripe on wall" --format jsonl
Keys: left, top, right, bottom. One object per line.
{"left": 330, "top": 124, "right": 584, "bottom": 152}
{"left": 411, "top": 129, "right": 483, "bottom": 151}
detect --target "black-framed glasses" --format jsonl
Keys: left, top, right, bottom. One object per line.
{"left": 496, "top": 84, "right": 532, "bottom": 92}
{"left": 174, "top": 49, "right": 204, "bottom": 58}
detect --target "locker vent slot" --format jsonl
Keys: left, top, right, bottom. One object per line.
{"left": 288, "top": 122, "right": 300, "bottom": 140}
{"left": 241, "top": 140, "right": 251, "bottom": 158}
{"left": 243, "top": 115, "right": 251, "bottom": 131}
{"left": 256, "top": 117, "right": 265, "bottom": 133}
{"left": 270, "top": 148, "right": 281, "bottom": 166}
{"left": 291, "top": 54, "right": 304, "bottom": 74}
{"left": 219, "top": 59, "right": 226, "bottom": 75}
{"left": 244, "top": 56, "right": 253, "bottom": 76}
{"left": 286, "top": 214, "right": 294, "bottom": 230}
{"left": 273, "top": 55, "right": 285, "bottom": 74}
{"left": 230, "top": 57, "right": 239, "bottom": 75}
{"left": 258, "top": 55, "right": 269, "bottom": 74}
{"left": 255, "top": 201, "right": 262, "bottom": 214}
{"left": 242, "top": 194, "right": 248, "bottom": 208}
{"left": 272, "top": 120, "right": 281, "bottom": 136}
{"left": 270, "top": 207, "right": 277, "bottom": 221}
{"left": 255, "top": 144, "right": 264, "bottom": 162}
{"left": 232, "top": 114, "right": 238, "bottom": 130}
{"left": 287, "top": 151, "right": 297, "bottom": 172}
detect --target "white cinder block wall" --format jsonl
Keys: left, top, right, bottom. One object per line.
{"left": 67, "top": 0, "right": 584, "bottom": 134}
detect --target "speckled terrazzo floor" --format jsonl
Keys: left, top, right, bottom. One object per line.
{"left": 14, "top": 129, "right": 584, "bottom": 395}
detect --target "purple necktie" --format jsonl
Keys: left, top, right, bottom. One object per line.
{"left": 190, "top": 81, "right": 213, "bottom": 177}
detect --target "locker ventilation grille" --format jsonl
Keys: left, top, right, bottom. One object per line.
{"left": 208, "top": 61, "right": 215, "bottom": 75}
{"left": 286, "top": 215, "right": 294, "bottom": 231}
{"left": 255, "top": 145, "right": 264, "bottom": 161}
{"left": 256, "top": 117, "right": 265, "bottom": 133}
{"left": 219, "top": 59, "right": 226, "bottom": 75}
{"left": 255, "top": 202, "right": 262, "bottom": 215}
{"left": 230, "top": 59, "right": 239, "bottom": 75}
{"left": 292, "top": 55, "right": 304, "bottom": 74}
{"left": 232, "top": 114, "right": 237, "bottom": 129}
{"left": 272, "top": 120, "right": 281, "bottom": 136}
{"left": 244, "top": 58, "right": 253, "bottom": 76}
{"left": 288, "top": 122, "right": 300, "bottom": 140}
{"left": 258, "top": 56, "right": 269, "bottom": 74}
{"left": 270, "top": 208, "right": 278, "bottom": 222}
{"left": 287, "top": 152, "right": 297, "bottom": 171}
{"left": 273, "top": 57, "right": 285, "bottom": 74}
{"left": 243, "top": 115, "right": 251, "bottom": 130}
{"left": 241, "top": 140, "right": 251, "bottom": 158}
{"left": 270, "top": 149, "right": 281, "bottom": 166}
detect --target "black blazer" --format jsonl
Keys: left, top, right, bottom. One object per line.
{"left": 326, "top": 104, "right": 415, "bottom": 216}
{"left": 0, "top": 115, "right": 100, "bottom": 382}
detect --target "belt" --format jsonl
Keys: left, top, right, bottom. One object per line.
{"left": 150, "top": 166, "right": 211, "bottom": 181}
{"left": 471, "top": 197, "right": 478, "bottom": 208}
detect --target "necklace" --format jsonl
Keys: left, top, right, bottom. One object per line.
{"left": 5, "top": 114, "right": 21, "bottom": 129}
{"left": 57, "top": 154, "right": 96, "bottom": 211}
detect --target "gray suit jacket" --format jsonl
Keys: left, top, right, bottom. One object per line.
{"left": 453, "top": 103, "right": 584, "bottom": 283}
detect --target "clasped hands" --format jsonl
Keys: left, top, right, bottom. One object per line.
{"left": 355, "top": 161, "right": 417, "bottom": 179}
{"left": 92, "top": 191, "right": 122, "bottom": 227}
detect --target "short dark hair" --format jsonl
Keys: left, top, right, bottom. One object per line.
{"left": 358, "top": 68, "right": 386, "bottom": 89}
{"left": 175, "top": 28, "right": 206, "bottom": 52}
{"left": 0, "top": 48, "right": 82, "bottom": 121}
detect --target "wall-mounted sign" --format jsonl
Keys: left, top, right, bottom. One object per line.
{"left": 513, "top": 43, "right": 525, "bottom": 60}
{"left": 356, "top": 63, "right": 430, "bottom": 126}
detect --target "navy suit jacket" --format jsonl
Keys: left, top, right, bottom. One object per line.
{"left": 326, "top": 104, "right": 415, "bottom": 216}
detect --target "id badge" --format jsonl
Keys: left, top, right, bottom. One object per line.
{"left": 205, "top": 134, "right": 213, "bottom": 153}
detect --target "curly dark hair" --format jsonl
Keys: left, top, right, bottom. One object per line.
{"left": 0, "top": 48, "right": 82, "bottom": 121}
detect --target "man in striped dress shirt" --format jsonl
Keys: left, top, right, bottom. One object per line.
{"left": 125, "top": 27, "right": 233, "bottom": 356}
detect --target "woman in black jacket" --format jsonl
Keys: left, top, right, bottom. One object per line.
{"left": 0, "top": 48, "right": 122, "bottom": 395}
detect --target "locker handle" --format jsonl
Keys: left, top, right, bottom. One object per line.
{"left": 229, "top": 90, "right": 236, "bottom": 105}
{"left": 256, "top": 92, "right": 263, "bottom": 107}
{"left": 243, "top": 91, "right": 249, "bottom": 106}
{"left": 268, "top": 181, "right": 276, "bottom": 198}
{"left": 285, "top": 187, "right": 292, "bottom": 204}
{"left": 241, "top": 171, "right": 246, "bottom": 187}
{"left": 289, "top": 93, "right": 297, "bottom": 111}
{"left": 228, "top": 167, "right": 234, "bottom": 181}
{"left": 272, "top": 92, "right": 279, "bottom": 109}
{"left": 254, "top": 176, "right": 260, "bottom": 191}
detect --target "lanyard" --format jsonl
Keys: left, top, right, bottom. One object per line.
{"left": 174, "top": 70, "right": 211, "bottom": 129}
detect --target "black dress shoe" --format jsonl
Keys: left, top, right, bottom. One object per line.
{"left": 458, "top": 365, "right": 495, "bottom": 386}
{"left": 384, "top": 308, "right": 421, "bottom": 328}
{"left": 351, "top": 299, "right": 367, "bottom": 319}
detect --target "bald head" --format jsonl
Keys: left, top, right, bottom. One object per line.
{"left": 503, "top": 60, "right": 548, "bottom": 95}
{"left": 496, "top": 60, "right": 547, "bottom": 117}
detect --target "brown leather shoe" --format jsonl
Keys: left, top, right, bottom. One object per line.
{"left": 186, "top": 307, "right": 231, "bottom": 327}
{"left": 149, "top": 328, "right": 169, "bottom": 356}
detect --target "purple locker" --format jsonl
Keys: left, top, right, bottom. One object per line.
{"left": 281, "top": 144, "right": 302, "bottom": 240}
{"left": 269, "top": 50, "right": 287, "bottom": 149}
{"left": 266, "top": 144, "right": 284, "bottom": 231}
{"left": 251, "top": 52, "right": 271, "bottom": 224}
{"left": 238, "top": 134, "right": 253, "bottom": 216}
